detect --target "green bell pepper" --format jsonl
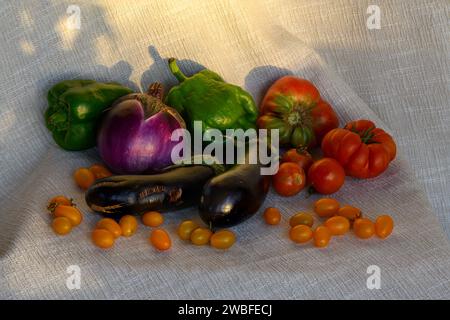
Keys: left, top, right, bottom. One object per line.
{"left": 165, "top": 58, "right": 258, "bottom": 133}
{"left": 45, "top": 80, "right": 133, "bottom": 151}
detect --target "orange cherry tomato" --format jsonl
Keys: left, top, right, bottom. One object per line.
{"left": 324, "top": 216, "right": 350, "bottom": 235}
{"left": 190, "top": 228, "right": 213, "bottom": 246}
{"left": 96, "top": 218, "right": 122, "bottom": 238}
{"left": 89, "top": 164, "right": 112, "bottom": 179}
{"left": 289, "top": 212, "right": 314, "bottom": 227}
{"left": 47, "top": 195, "right": 73, "bottom": 211}
{"left": 73, "top": 167, "right": 96, "bottom": 190}
{"left": 308, "top": 158, "right": 345, "bottom": 194}
{"left": 313, "top": 226, "right": 331, "bottom": 248}
{"left": 353, "top": 218, "right": 375, "bottom": 239}
{"left": 52, "top": 217, "right": 73, "bottom": 235}
{"left": 119, "top": 215, "right": 138, "bottom": 237}
{"left": 92, "top": 229, "right": 115, "bottom": 249}
{"left": 53, "top": 205, "right": 83, "bottom": 226}
{"left": 142, "top": 211, "right": 164, "bottom": 227}
{"left": 281, "top": 149, "right": 313, "bottom": 172}
{"left": 150, "top": 229, "right": 172, "bottom": 251}
{"left": 289, "top": 225, "right": 313, "bottom": 244}
{"left": 210, "top": 230, "right": 236, "bottom": 249}
{"left": 177, "top": 220, "right": 199, "bottom": 241}
{"left": 337, "top": 205, "right": 362, "bottom": 222}
{"left": 272, "top": 162, "right": 306, "bottom": 197}
{"left": 375, "top": 215, "right": 394, "bottom": 239}
{"left": 313, "top": 198, "right": 340, "bottom": 217}
{"left": 263, "top": 207, "right": 282, "bottom": 225}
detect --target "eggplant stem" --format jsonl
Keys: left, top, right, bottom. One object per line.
{"left": 147, "top": 82, "right": 164, "bottom": 100}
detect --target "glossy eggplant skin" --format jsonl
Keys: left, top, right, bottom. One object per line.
{"left": 199, "top": 163, "right": 270, "bottom": 228}
{"left": 85, "top": 165, "right": 216, "bottom": 218}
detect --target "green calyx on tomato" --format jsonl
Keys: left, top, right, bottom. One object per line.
{"left": 257, "top": 76, "right": 339, "bottom": 149}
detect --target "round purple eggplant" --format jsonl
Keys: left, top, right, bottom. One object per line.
{"left": 98, "top": 83, "right": 185, "bottom": 174}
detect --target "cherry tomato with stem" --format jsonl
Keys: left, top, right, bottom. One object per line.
{"left": 337, "top": 205, "right": 361, "bottom": 222}
{"left": 47, "top": 195, "right": 73, "bottom": 212}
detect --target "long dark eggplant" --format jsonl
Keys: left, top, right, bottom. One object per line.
{"left": 199, "top": 162, "right": 270, "bottom": 228}
{"left": 85, "top": 164, "right": 218, "bottom": 218}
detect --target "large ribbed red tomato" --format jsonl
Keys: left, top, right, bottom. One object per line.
{"left": 321, "top": 120, "right": 396, "bottom": 179}
{"left": 257, "top": 76, "right": 338, "bottom": 149}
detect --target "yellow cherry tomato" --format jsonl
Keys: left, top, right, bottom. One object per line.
{"left": 150, "top": 229, "right": 172, "bottom": 251}
{"left": 313, "top": 198, "right": 340, "bottom": 217}
{"left": 324, "top": 216, "right": 350, "bottom": 236}
{"left": 289, "top": 225, "right": 313, "bottom": 244}
{"left": 119, "top": 215, "right": 138, "bottom": 237}
{"left": 177, "top": 220, "right": 199, "bottom": 241}
{"left": 142, "top": 211, "right": 164, "bottom": 227}
{"left": 210, "top": 230, "right": 236, "bottom": 249}
{"left": 47, "top": 195, "right": 73, "bottom": 211}
{"left": 96, "top": 218, "right": 122, "bottom": 238}
{"left": 73, "top": 167, "right": 96, "bottom": 190}
{"left": 53, "top": 205, "right": 83, "bottom": 226}
{"left": 337, "top": 205, "right": 362, "bottom": 222}
{"left": 92, "top": 229, "right": 115, "bottom": 249}
{"left": 263, "top": 207, "right": 282, "bottom": 225}
{"left": 289, "top": 212, "right": 314, "bottom": 227}
{"left": 375, "top": 215, "right": 394, "bottom": 239}
{"left": 190, "top": 228, "right": 212, "bottom": 246}
{"left": 52, "top": 217, "right": 73, "bottom": 235}
{"left": 89, "top": 164, "right": 112, "bottom": 179}
{"left": 353, "top": 218, "right": 375, "bottom": 239}
{"left": 313, "top": 226, "right": 331, "bottom": 248}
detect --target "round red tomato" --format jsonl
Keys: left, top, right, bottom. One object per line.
{"left": 307, "top": 158, "right": 345, "bottom": 194}
{"left": 273, "top": 162, "right": 306, "bottom": 197}
{"left": 281, "top": 149, "right": 313, "bottom": 172}
{"left": 321, "top": 120, "right": 396, "bottom": 178}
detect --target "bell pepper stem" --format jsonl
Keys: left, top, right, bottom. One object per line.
{"left": 168, "top": 58, "right": 188, "bottom": 82}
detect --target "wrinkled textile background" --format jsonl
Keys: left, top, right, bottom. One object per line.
{"left": 0, "top": 0, "right": 449, "bottom": 299}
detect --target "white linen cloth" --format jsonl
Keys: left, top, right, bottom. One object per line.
{"left": 0, "top": 0, "right": 449, "bottom": 299}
